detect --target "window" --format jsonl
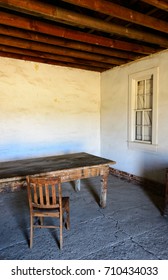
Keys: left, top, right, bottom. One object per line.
{"left": 128, "top": 67, "right": 158, "bottom": 151}
{"left": 135, "top": 76, "right": 153, "bottom": 142}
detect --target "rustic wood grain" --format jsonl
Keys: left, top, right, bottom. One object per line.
{"left": 0, "top": 152, "right": 115, "bottom": 180}
{"left": 0, "top": 152, "right": 116, "bottom": 208}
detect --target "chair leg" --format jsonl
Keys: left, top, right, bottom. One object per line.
{"left": 60, "top": 216, "right": 63, "bottom": 250}
{"left": 30, "top": 215, "right": 33, "bottom": 248}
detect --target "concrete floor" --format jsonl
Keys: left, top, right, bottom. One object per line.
{"left": 0, "top": 175, "right": 168, "bottom": 260}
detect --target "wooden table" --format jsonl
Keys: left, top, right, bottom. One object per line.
{"left": 0, "top": 152, "right": 115, "bottom": 208}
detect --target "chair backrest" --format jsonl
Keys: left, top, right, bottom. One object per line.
{"left": 26, "top": 176, "right": 62, "bottom": 210}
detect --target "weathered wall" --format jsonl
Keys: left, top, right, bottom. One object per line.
{"left": 0, "top": 58, "right": 100, "bottom": 161}
{"left": 2, "top": 50, "right": 168, "bottom": 185}
{"left": 101, "top": 49, "right": 168, "bottom": 184}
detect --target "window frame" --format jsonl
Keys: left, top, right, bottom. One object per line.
{"left": 128, "top": 67, "right": 159, "bottom": 152}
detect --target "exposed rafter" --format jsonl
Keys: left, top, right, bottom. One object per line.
{"left": 0, "top": 0, "right": 167, "bottom": 72}
{"left": 0, "top": 34, "right": 127, "bottom": 65}
{"left": 0, "top": 11, "right": 159, "bottom": 54}
{"left": 0, "top": 45, "right": 112, "bottom": 70}
{"left": 0, "top": 0, "right": 168, "bottom": 47}
{"left": 61, "top": 0, "right": 168, "bottom": 33}
{"left": 0, "top": 25, "right": 138, "bottom": 61}
{"left": 141, "top": 0, "right": 168, "bottom": 11}
{"left": 0, "top": 51, "right": 106, "bottom": 72}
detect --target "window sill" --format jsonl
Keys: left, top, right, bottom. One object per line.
{"left": 128, "top": 141, "right": 158, "bottom": 152}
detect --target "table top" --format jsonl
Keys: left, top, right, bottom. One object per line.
{"left": 0, "top": 152, "right": 115, "bottom": 179}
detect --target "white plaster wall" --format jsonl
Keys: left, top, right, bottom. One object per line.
{"left": 101, "top": 49, "right": 168, "bottom": 183}
{"left": 0, "top": 57, "right": 100, "bottom": 161}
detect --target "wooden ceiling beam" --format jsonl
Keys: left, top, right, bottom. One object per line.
{"left": 61, "top": 0, "right": 168, "bottom": 33}
{"left": 0, "top": 35, "right": 127, "bottom": 65}
{"left": 0, "top": 25, "right": 138, "bottom": 61}
{"left": 0, "top": 0, "right": 168, "bottom": 47}
{"left": 141, "top": 0, "right": 168, "bottom": 11}
{"left": 0, "top": 11, "right": 159, "bottom": 55}
{"left": 0, "top": 44, "right": 114, "bottom": 69}
{"left": 0, "top": 51, "right": 106, "bottom": 72}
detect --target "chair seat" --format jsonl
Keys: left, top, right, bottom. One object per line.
{"left": 33, "top": 197, "right": 69, "bottom": 217}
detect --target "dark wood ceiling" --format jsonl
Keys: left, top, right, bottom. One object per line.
{"left": 0, "top": 0, "right": 168, "bottom": 72}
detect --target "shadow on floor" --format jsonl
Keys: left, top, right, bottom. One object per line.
{"left": 0, "top": 175, "right": 168, "bottom": 260}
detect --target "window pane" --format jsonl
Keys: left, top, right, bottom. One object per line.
{"left": 144, "top": 111, "right": 152, "bottom": 142}
{"left": 144, "top": 111, "right": 152, "bottom": 126}
{"left": 144, "top": 126, "right": 152, "bottom": 141}
{"left": 136, "top": 126, "right": 142, "bottom": 140}
{"left": 136, "top": 111, "right": 142, "bottom": 125}
{"left": 146, "top": 77, "right": 153, "bottom": 94}
{"left": 146, "top": 77, "right": 153, "bottom": 109}
{"left": 137, "top": 94, "right": 144, "bottom": 109}
{"left": 137, "top": 80, "right": 145, "bottom": 109}
{"left": 146, "top": 93, "right": 152, "bottom": 109}
{"left": 135, "top": 111, "right": 142, "bottom": 140}
{"left": 137, "top": 80, "right": 145, "bottom": 94}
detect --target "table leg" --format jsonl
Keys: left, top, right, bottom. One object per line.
{"left": 164, "top": 169, "right": 168, "bottom": 216}
{"left": 100, "top": 173, "right": 108, "bottom": 208}
{"left": 75, "top": 179, "right": 81, "bottom": 191}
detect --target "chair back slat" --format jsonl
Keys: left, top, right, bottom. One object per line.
{"left": 51, "top": 183, "right": 56, "bottom": 205}
{"left": 45, "top": 184, "right": 50, "bottom": 206}
{"left": 39, "top": 183, "right": 44, "bottom": 206}
{"left": 26, "top": 176, "right": 61, "bottom": 209}
{"left": 33, "top": 184, "right": 38, "bottom": 204}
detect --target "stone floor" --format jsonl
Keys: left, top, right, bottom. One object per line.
{"left": 0, "top": 175, "right": 168, "bottom": 260}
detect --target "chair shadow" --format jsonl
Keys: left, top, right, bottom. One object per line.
{"left": 49, "top": 228, "right": 60, "bottom": 248}
{"left": 45, "top": 218, "right": 64, "bottom": 249}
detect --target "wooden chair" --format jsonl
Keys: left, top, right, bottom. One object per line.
{"left": 26, "top": 175, "right": 70, "bottom": 249}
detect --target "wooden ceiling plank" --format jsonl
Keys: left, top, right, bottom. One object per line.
{"left": 0, "top": 25, "right": 138, "bottom": 61}
{"left": 0, "top": 0, "right": 168, "bottom": 47}
{"left": 0, "top": 51, "right": 107, "bottom": 72}
{"left": 0, "top": 44, "right": 115, "bottom": 69}
{"left": 0, "top": 34, "right": 127, "bottom": 65}
{"left": 0, "top": 11, "right": 160, "bottom": 55}
{"left": 61, "top": 0, "right": 168, "bottom": 33}
{"left": 141, "top": 0, "right": 168, "bottom": 11}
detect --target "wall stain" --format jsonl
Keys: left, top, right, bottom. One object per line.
{"left": 34, "top": 63, "right": 39, "bottom": 71}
